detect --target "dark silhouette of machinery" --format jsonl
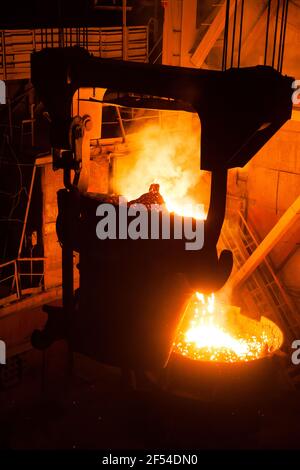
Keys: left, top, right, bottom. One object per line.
{"left": 30, "top": 47, "right": 293, "bottom": 370}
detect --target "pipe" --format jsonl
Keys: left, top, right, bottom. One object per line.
{"left": 1, "top": 31, "right": 7, "bottom": 80}
{"left": 93, "top": 5, "right": 132, "bottom": 11}
{"left": 122, "top": 0, "right": 127, "bottom": 61}
{"left": 115, "top": 106, "right": 126, "bottom": 142}
{"left": 18, "top": 162, "right": 37, "bottom": 258}
{"left": 205, "top": 170, "right": 228, "bottom": 247}
{"left": 14, "top": 259, "right": 21, "bottom": 299}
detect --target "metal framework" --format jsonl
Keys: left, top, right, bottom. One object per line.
{"left": 220, "top": 210, "right": 300, "bottom": 342}
{"left": 0, "top": 26, "right": 148, "bottom": 80}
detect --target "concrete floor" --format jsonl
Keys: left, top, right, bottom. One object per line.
{"left": 1, "top": 336, "right": 300, "bottom": 451}
{"left": 0, "top": 300, "right": 299, "bottom": 450}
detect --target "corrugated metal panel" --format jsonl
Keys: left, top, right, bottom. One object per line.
{"left": 0, "top": 26, "right": 148, "bottom": 80}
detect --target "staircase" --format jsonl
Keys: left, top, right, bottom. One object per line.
{"left": 220, "top": 210, "right": 300, "bottom": 343}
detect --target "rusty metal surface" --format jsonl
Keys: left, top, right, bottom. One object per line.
{"left": 165, "top": 351, "right": 283, "bottom": 405}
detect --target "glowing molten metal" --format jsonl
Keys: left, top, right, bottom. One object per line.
{"left": 113, "top": 120, "right": 283, "bottom": 363}
{"left": 174, "top": 292, "right": 283, "bottom": 363}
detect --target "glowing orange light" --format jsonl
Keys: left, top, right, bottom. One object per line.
{"left": 115, "top": 121, "right": 208, "bottom": 220}
{"left": 173, "top": 292, "right": 283, "bottom": 363}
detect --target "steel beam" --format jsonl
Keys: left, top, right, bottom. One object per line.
{"left": 229, "top": 194, "right": 300, "bottom": 290}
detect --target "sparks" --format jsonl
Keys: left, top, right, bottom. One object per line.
{"left": 174, "top": 292, "right": 283, "bottom": 363}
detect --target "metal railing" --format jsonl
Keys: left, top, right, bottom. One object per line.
{"left": 0, "top": 257, "right": 45, "bottom": 304}
{"left": 0, "top": 26, "right": 148, "bottom": 80}
{"left": 220, "top": 210, "right": 300, "bottom": 341}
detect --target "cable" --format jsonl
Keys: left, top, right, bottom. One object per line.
{"left": 277, "top": 0, "right": 286, "bottom": 70}
{"left": 0, "top": 160, "right": 35, "bottom": 166}
{"left": 278, "top": 0, "right": 289, "bottom": 72}
{"left": 0, "top": 219, "right": 23, "bottom": 223}
{"left": 237, "top": 0, "right": 245, "bottom": 67}
{"left": 264, "top": 0, "right": 272, "bottom": 65}
{"left": 0, "top": 138, "right": 26, "bottom": 260}
{"left": 230, "top": 0, "right": 238, "bottom": 68}
{"left": 222, "top": 0, "right": 231, "bottom": 71}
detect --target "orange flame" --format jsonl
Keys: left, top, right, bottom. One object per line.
{"left": 115, "top": 117, "right": 208, "bottom": 219}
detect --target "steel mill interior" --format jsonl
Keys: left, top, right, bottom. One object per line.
{"left": 1, "top": 0, "right": 300, "bottom": 456}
